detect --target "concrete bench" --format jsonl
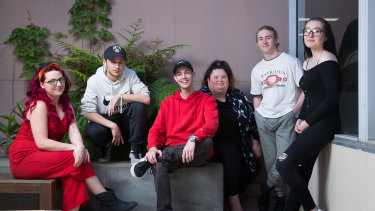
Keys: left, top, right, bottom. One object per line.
{"left": 0, "top": 173, "right": 62, "bottom": 210}
{"left": 93, "top": 161, "right": 224, "bottom": 211}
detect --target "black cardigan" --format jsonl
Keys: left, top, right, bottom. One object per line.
{"left": 298, "top": 61, "right": 341, "bottom": 127}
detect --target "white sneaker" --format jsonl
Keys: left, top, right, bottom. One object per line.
{"left": 129, "top": 151, "right": 142, "bottom": 166}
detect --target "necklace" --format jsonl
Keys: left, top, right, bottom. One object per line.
{"left": 306, "top": 51, "right": 325, "bottom": 70}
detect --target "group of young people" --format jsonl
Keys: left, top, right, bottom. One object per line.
{"left": 8, "top": 17, "right": 340, "bottom": 211}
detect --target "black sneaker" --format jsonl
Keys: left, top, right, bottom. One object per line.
{"left": 130, "top": 158, "right": 152, "bottom": 179}
{"left": 258, "top": 180, "right": 272, "bottom": 211}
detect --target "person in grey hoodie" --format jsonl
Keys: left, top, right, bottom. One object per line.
{"left": 81, "top": 45, "right": 150, "bottom": 163}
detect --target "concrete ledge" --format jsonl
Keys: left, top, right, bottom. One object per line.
{"left": 0, "top": 158, "right": 224, "bottom": 210}
{"left": 92, "top": 161, "right": 224, "bottom": 211}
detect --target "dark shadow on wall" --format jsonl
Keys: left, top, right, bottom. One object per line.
{"left": 338, "top": 19, "right": 358, "bottom": 135}
{"left": 317, "top": 143, "right": 332, "bottom": 210}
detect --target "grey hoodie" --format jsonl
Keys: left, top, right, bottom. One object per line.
{"left": 80, "top": 65, "right": 149, "bottom": 117}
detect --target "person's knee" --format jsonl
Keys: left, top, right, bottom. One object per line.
{"left": 86, "top": 126, "right": 106, "bottom": 139}
{"left": 200, "top": 138, "right": 213, "bottom": 149}
{"left": 85, "top": 123, "right": 110, "bottom": 147}
{"left": 154, "top": 162, "right": 170, "bottom": 176}
{"left": 129, "top": 102, "right": 146, "bottom": 114}
{"left": 276, "top": 152, "right": 289, "bottom": 175}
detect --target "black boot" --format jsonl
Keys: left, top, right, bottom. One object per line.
{"left": 96, "top": 188, "right": 137, "bottom": 211}
{"left": 258, "top": 180, "right": 272, "bottom": 211}
{"left": 272, "top": 196, "right": 285, "bottom": 211}
{"left": 99, "top": 143, "right": 112, "bottom": 163}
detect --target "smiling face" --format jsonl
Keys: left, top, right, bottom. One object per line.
{"left": 103, "top": 56, "right": 126, "bottom": 81}
{"left": 40, "top": 70, "right": 65, "bottom": 99}
{"left": 173, "top": 66, "right": 195, "bottom": 91}
{"left": 207, "top": 69, "right": 229, "bottom": 96}
{"left": 303, "top": 20, "right": 327, "bottom": 51}
{"left": 256, "top": 29, "right": 279, "bottom": 55}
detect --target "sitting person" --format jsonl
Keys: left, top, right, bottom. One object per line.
{"left": 130, "top": 60, "right": 219, "bottom": 211}
{"left": 81, "top": 45, "right": 150, "bottom": 163}
{"left": 201, "top": 60, "right": 261, "bottom": 211}
{"left": 8, "top": 62, "right": 137, "bottom": 211}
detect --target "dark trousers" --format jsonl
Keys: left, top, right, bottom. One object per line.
{"left": 211, "top": 138, "right": 258, "bottom": 196}
{"left": 153, "top": 138, "right": 213, "bottom": 211}
{"left": 85, "top": 102, "right": 146, "bottom": 150}
{"left": 276, "top": 117, "right": 339, "bottom": 211}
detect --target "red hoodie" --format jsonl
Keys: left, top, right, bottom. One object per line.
{"left": 147, "top": 90, "right": 218, "bottom": 150}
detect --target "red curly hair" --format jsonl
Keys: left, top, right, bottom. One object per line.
{"left": 23, "top": 63, "right": 74, "bottom": 128}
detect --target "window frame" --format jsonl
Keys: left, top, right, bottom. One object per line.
{"left": 289, "top": 0, "right": 373, "bottom": 143}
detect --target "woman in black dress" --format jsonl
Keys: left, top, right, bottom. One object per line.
{"left": 201, "top": 60, "right": 261, "bottom": 211}
{"left": 276, "top": 17, "right": 341, "bottom": 211}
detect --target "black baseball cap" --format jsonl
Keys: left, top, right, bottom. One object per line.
{"left": 172, "top": 60, "right": 193, "bottom": 74}
{"left": 104, "top": 45, "right": 126, "bottom": 60}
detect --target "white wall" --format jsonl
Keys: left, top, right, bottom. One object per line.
{"left": 309, "top": 143, "right": 375, "bottom": 210}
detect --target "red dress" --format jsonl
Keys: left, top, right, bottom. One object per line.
{"left": 9, "top": 115, "right": 96, "bottom": 211}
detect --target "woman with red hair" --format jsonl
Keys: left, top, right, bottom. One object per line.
{"left": 9, "top": 62, "right": 137, "bottom": 211}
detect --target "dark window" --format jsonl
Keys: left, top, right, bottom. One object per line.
{"left": 297, "top": 0, "right": 358, "bottom": 135}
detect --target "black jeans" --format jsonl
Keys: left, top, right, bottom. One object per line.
{"left": 276, "top": 117, "right": 339, "bottom": 211}
{"left": 85, "top": 102, "right": 146, "bottom": 150}
{"left": 153, "top": 138, "right": 213, "bottom": 211}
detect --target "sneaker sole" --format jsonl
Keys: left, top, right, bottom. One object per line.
{"left": 130, "top": 164, "right": 141, "bottom": 179}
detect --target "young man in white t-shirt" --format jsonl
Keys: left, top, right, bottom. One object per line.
{"left": 251, "top": 26, "right": 304, "bottom": 211}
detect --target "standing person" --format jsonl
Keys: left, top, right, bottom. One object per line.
{"left": 130, "top": 60, "right": 219, "bottom": 211}
{"left": 251, "top": 25, "right": 304, "bottom": 211}
{"left": 200, "top": 60, "right": 261, "bottom": 211}
{"left": 276, "top": 17, "right": 341, "bottom": 211}
{"left": 81, "top": 45, "right": 150, "bottom": 163}
{"left": 9, "top": 62, "right": 137, "bottom": 211}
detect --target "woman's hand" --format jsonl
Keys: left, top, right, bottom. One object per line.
{"left": 73, "top": 145, "right": 86, "bottom": 168}
{"left": 295, "top": 119, "right": 302, "bottom": 133}
{"left": 295, "top": 119, "right": 309, "bottom": 134}
{"left": 251, "top": 137, "right": 262, "bottom": 158}
{"left": 83, "top": 148, "right": 90, "bottom": 163}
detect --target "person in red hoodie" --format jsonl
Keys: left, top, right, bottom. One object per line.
{"left": 130, "top": 60, "right": 219, "bottom": 210}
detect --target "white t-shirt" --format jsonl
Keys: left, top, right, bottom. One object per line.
{"left": 250, "top": 52, "right": 303, "bottom": 118}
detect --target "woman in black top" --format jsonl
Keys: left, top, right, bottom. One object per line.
{"left": 201, "top": 60, "right": 261, "bottom": 211}
{"left": 276, "top": 17, "right": 341, "bottom": 211}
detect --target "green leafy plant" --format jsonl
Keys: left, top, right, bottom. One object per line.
{"left": 4, "top": 24, "right": 50, "bottom": 79}
{"left": 53, "top": 39, "right": 103, "bottom": 92}
{"left": 68, "top": 0, "right": 113, "bottom": 51}
{"left": 116, "top": 19, "right": 184, "bottom": 117}
{"left": 0, "top": 102, "right": 25, "bottom": 153}
{"left": 53, "top": 19, "right": 185, "bottom": 159}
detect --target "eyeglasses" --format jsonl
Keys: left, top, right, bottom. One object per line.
{"left": 43, "top": 77, "right": 66, "bottom": 86}
{"left": 38, "top": 62, "right": 62, "bottom": 82}
{"left": 302, "top": 29, "right": 325, "bottom": 37}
